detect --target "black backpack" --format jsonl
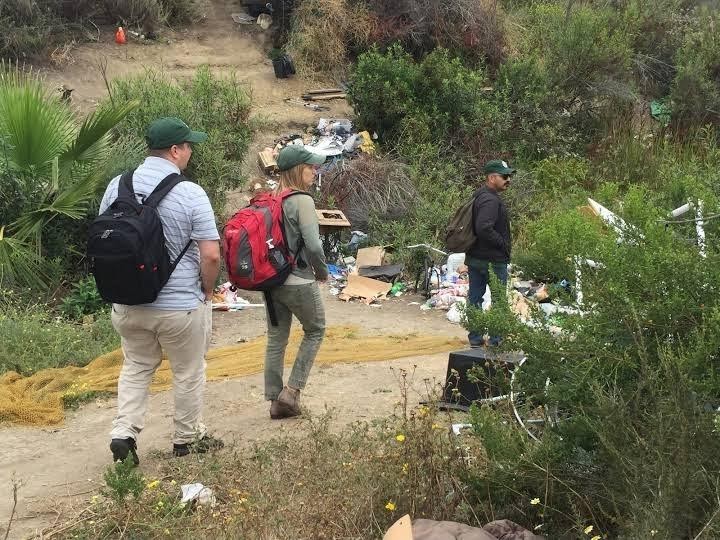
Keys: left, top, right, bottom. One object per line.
{"left": 88, "top": 170, "right": 191, "bottom": 305}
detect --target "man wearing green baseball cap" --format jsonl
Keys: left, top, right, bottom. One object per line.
{"left": 98, "top": 117, "right": 224, "bottom": 464}
{"left": 466, "top": 159, "right": 516, "bottom": 347}
{"left": 145, "top": 117, "right": 209, "bottom": 170}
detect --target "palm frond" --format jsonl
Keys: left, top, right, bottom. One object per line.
{"left": 0, "top": 62, "right": 75, "bottom": 171}
{"left": 11, "top": 167, "right": 104, "bottom": 241}
{"left": 60, "top": 99, "right": 140, "bottom": 169}
{"left": 0, "top": 228, "right": 48, "bottom": 290}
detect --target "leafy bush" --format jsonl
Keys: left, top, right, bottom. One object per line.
{"left": 349, "top": 45, "right": 494, "bottom": 146}
{"left": 671, "top": 11, "right": 720, "bottom": 130}
{"left": 462, "top": 185, "right": 720, "bottom": 537}
{"left": 111, "top": 66, "right": 252, "bottom": 211}
{"left": 0, "top": 291, "right": 118, "bottom": 375}
{"left": 61, "top": 276, "right": 105, "bottom": 320}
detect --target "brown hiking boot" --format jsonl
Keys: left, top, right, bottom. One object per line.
{"left": 271, "top": 386, "right": 301, "bottom": 419}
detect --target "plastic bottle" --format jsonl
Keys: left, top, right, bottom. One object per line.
{"left": 115, "top": 27, "right": 127, "bottom": 45}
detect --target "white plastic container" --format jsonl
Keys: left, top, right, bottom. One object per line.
{"left": 446, "top": 253, "right": 466, "bottom": 276}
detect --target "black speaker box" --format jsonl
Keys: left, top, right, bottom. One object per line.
{"left": 440, "top": 348, "right": 521, "bottom": 410}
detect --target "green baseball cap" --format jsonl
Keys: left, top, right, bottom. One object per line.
{"left": 145, "top": 117, "right": 208, "bottom": 149}
{"left": 276, "top": 145, "right": 325, "bottom": 171}
{"left": 483, "top": 159, "right": 516, "bottom": 176}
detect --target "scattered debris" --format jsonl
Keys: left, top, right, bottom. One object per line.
{"left": 302, "top": 89, "right": 347, "bottom": 101}
{"left": 181, "top": 483, "right": 216, "bottom": 507}
{"left": 356, "top": 246, "right": 387, "bottom": 268}
{"left": 231, "top": 13, "right": 256, "bottom": 24}
{"left": 358, "top": 264, "right": 404, "bottom": 282}
{"left": 317, "top": 209, "right": 351, "bottom": 229}
{"left": 258, "top": 148, "right": 277, "bottom": 174}
{"left": 212, "top": 282, "right": 265, "bottom": 311}
{"left": 338, "top": 274, "right": 392, "bottom": 304}
{"left": 257, "top": 13, "right": 273, "bottom": 30}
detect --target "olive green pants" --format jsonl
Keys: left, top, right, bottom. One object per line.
{"left": 264, "top": 282, "right": 326, "bottom": 400}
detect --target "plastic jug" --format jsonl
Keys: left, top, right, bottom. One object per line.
{"left": 115, "top": 27, "right": 127, "bottom": 45}
{"left": 446, "top": 253, "right": 466, "bottom": 276}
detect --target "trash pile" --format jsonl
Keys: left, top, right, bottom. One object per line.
{"left": 211, "top": 282, "right": 265, "bottom": 312}
{"left": 256, "top": 118, "right": 377, "bottom": 192}
{"left": 418, "top": 253, "right": 490, "bottom": 324}
{"left": 326, "top": 246, "right": 406, "bottom": 305}
{"left": 509, "top": 277, "right": 581, "bottom": 334}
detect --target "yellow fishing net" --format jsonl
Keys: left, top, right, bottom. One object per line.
{"left": 0, "top": 326, "right": 463, "bottom": 426}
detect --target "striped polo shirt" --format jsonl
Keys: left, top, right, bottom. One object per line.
{"left": 99, "top": 156, "right": 220, "bottom": 310}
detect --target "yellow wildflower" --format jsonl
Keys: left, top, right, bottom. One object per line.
{"left": 584, "top": 525, "right": 594, "bottom": 534}
{"left": 431, "top": 423, "right": 440, "bottom": 429}
{"left": 402, "top": 463, "right": 409, "bottom": 474}
{"left": 170, "top": 479, "right": 177, "bottom": 486}
{"left": 385, "top": 501, "right": 396, "bottom": 511}
{"left": 164, "top": 529, "right": 170, "bottom": 535}
{"left": 530, "top": 498, "right": 541, "bottom": 505}
{"left": 146, "top": 479, "right": 160, "bottom": 489}
{"left": 395, "top": 434, "right": 406, "bottom": 442}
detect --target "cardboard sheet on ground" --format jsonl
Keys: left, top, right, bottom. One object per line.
{"left": 338, "top": 274, "right": 392, "bottom": 303}
{"left": 0, "top": 326, "right": 463, "bottom": 426}
{"left": 384, "top": 515, "right": 413, "bottom": 540}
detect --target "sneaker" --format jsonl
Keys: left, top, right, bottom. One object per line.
{"left": 173, "top": 435, "right": 225, "bottom": 457}
{"left": 110, "top": 437, "right": 139, "bottom": 465}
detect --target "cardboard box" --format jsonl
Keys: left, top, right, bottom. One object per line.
{"left": 356, "top": 246, "right": 387, "bottom": 268}
{"left": 258, "top": 148, "right": 277, "bottom": 174}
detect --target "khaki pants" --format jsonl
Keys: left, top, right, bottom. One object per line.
{"left": 110, "top": 302, "right": 212, "bottom": 445}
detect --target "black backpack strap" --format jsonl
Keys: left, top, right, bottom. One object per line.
{"left": 281, "top": 190, "right": 310, "bottom": 268}
{"left": 117, "top": 169, "right": 136, "bottom": 199}
{"left": 264, "top": 290, "right": 279, "bottom": 327}
{"left": 144, "top": 172, "right": 186, "bottom": 208}
{"left": 144, "top": 172, "right": 193, "bottom": 272}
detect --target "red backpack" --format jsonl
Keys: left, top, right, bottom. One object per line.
{"left": 223, "top": 189, "right": 305, "bottom": 292}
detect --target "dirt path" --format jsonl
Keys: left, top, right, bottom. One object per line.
{"left": 41, "top": 0, "right": 352, "bottom": 211}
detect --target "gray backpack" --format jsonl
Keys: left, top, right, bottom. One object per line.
{"left": 445, "top": 197, "right": 476, "bottom": 252}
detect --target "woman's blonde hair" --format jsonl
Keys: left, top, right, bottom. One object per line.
{"left": 277, "top": 163, "right": 309, "bottom": 193}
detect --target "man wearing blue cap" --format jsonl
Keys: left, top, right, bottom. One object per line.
{"left": 466, "top": 159, "right": 515, "bottom": 347}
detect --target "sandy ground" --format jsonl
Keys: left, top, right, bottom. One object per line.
{"left": 0, "top": 3, "right": 468, "bottom": 536}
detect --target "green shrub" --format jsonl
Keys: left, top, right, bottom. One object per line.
{"left": 111, "top": 66, "right": 252, "bottom": 211}
{"left": 60, "top": 276, "right": 105, "bottom": 320}
{"left": 349, "top": 45, "right": 494, "bottom": 147}
{"left": 462, "top": 185, "right": 720, "bottom": 537}
{"left": 0, "top": 291, "right": 118, "bottom": 375}
{"left": 671, "top": 11, "right": 720, "bottom": 130}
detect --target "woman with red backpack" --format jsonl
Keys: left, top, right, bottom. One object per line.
{"left": 264, "top": 146, "right": 329, "bottom": 419}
